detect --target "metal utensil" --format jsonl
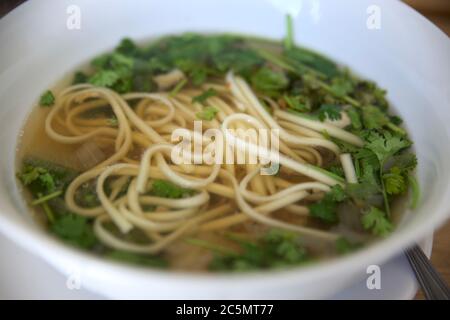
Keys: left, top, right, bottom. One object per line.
{"left": 405, "top": 245, "right": 450, "bottom": 300}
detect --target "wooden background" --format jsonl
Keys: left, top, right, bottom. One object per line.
{"left": 0, "top": 0, "right": 449, "bottom": 299}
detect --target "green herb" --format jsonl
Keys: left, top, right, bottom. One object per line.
{"left": 335, "top": 237, "right": 361, "bottom": 255}
{"left": 73, "top": 71, "right": 88, "bottom": 84}
{"left": 41, "top": 200, "right": 56, "bottom": 223}
{"left": 283, "top": 95, "right": 311, "bottom": 112}
{"left": 151, "top": 180, "right": 194, "bottom": 199}
{"left": 106, "top": 251, "right": 168, "bottom": 268}
{"left": 317, "top": 104, "right": 342, "bottom": 121}
{"left": 196, "top": 106, "right": 219, "bottom": 121}
{"left": 383, "top": 167, "right": 407, "bottom": 195}
{"left": 330, "top": 77, "right": 354, "bottom": 98}
{"left": 346, "top": 107, "right": 362, "bottom": 130}
{"left": 250, "top": 67, "right": 289, "bottom": 96}
{"left": 31, "top": 190, "right": 63, "bottom": 206}
{"left": 326, "top": 164, "right": 345, "bottom": 179}
{"left": 208, "top": 229, "right": 309, "bottom": 271}
{"left": 51, "top": 214, "right": 97, "bottom": 249}
{"left": 361, "top": 206, "right": 393, "bottom": 237}
{"left": 185, "top": 238, "right": 236, "bottom": 255}
{"left": 169, "top": 78, "right": 187, "bottom": 96}
{"left": 18, "top": 165, "right": 56, "bottom": 194}
{"left": 18, "top": 158, "right": 77, "bottom": 196}
{"left": 39, "top": 90, "right": 55, "bottom": 107}
{"left": 284, "top": 14, "right": 295, "bottom": 50}
{"left": 362, "top": 105, "right": 389, "bottom": 129}
{"left": 192, "top": 88, "right": 218, "bottom": 104}
{"left": 308, "top": 185, "right": 347, "bottom": 224}
{"left": 88, "top": 70, "right": 120, "bottom": 87}
{"left": 74, "top": 181, "right": 100, "bottom": 208}
{"left": 365, "top": 131, "right": 411, "bottom": 164}
{"left": 284, "top": 47, "right": 339, "bottom": 78}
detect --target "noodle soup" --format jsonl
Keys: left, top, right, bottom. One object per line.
{"left": 16, "top": 31, "right": 418, "bottom": 271}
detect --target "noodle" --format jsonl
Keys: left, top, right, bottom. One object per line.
{"left": 41, "top": 72, "right": 348, "bottom": 254}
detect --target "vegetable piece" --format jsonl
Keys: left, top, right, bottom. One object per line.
{"left": 39, "top": 90, "right": 55, "bottom": 107}
{"left": 192, "top": 88, "right": 218, "bottom": 104}
{"left": 106, "top": 251, "right": 168, "bottom": 268}
{"left": 250, "top": 67, "right": 289, "bottom": 96}
{"left": 308, "top": 185, "right": 347, "bottom": 224}
{"left": 284, "top": 47, "right": 339, "bottom": 78}
{"left": 169, "top": 78, "right": 187, "bottom": 96}
{"left": 365, "top": 131, "right": 412, "bottom": 164}
{"left": 283, "top": 95, "right": 311, "bottom": 112}
{"left": 330, "top": 77, "right": 354, "bottom": 98}
{"left": 346, "top": 107, "right": 362, "bottom": 130}
{"left": 317, "top": 104, "right": 342, "bottom": 121}
{"left": 151, "top": 180, "right": 194, "bottom": 199}
{"left": 196, "top": 106, "right": 219, "bottom": 121}
{"left": 362, "top": 105, "right": 389, "bottom": 129}
{"left": 18, "top": 165, "right": 56, "bottom": 194}
{"left": 88, "top": 70, "right": 120, "bottom": 87}
{"left": 361, "top": 206, "right": 393, "bottom": 237}
{"left": 51, "top": 214, "right": 98, "bottom": 249}
{"left": 73, "top": 71, "right": 88, "bottom": 84}
{"left": 335, "top": 237, "right": 361, "bottom": 255}
{"left": 284, "top": 14, "right": 294, "bottom": 50}
{"left": 208, "top": 229, "right": 309, "bottom": 271}
{"left": 383, "top": 167, "right": 407, "bottom": 195}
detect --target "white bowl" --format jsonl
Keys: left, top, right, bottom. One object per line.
{"left": 0, "top": 0, "right": 449, "bottom": 299}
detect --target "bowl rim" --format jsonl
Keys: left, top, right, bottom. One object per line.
{"left": 0, "top": 0, "right": 449, "bottom": 296}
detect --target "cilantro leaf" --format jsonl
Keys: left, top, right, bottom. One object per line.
{"left": 250, "top": 67, "right": 289, "bottom": 96}
{"left": 346, "top": 164, "right": 380, "bottom": 204}
{"left": 151, "top": 180, "right": 194, "bottom": 199}
{"left": 388, "top": 153, "right": 417, "bottom": 172}
{"left": 353, "top": 80, "right": 389, "bottom": 110}
{"left": 330, "top": 77, "right": 354, "bottom": 98}
{"left": 383, "top": 167, "right": 407, "bottom": 195}
{"left": 283, "top": 95, "right": 311, "bottom": 112}
{"left": 326, "top": 164, "right": 345, "bottom": 179}
{"left": 196, "top": 106, "right": 218, "bottom": 121}
{"left": 336, "top": 237, "right": 361, "bottom": 255}
{"left": 365, "top": 131, "right": 412, "bottom": 164}
{"left": 116, "top": 38, "right": 139, "bottom": 56}
{"left": 73, "top": 71, "right": 88, "bottom": 84}
{"left": 88, "top": 70, "right": 120, "bottom": 87}
{"left": 209, "top": 229, "right": 308, "bottom": 271}
{"left": 309, "top": 198, "right": 338, "bottom": 224}
{"left": 329, "top": 185, "right": 348, "bottom": 202}
{"left": 39, "top": 90, "right": 55, "bottom": 107}
{"left": 346, "top": 107, "right": 362, "bottom": 130}
{"left": 192, "top": 88, "right": 218, "bottom": 104}
{"left": 284, "top": 47, "right": 339, "bottom": 78}
{"left": 317, "top": 104, "right": 342, "bottom": 121}
{"left": 309, "top": 185, "right": 348, "bottom": 224}
{"left": 19, "top": 158, "right": 77, "bottom": 197}
{"left": 106, "top": 250, "right": 168, "bottom": 268}
{"left": 362, "top": 105, "right": 390, "bottom": 129}
{"left": 308, "top": 185, "right": 347, "bottom": 224}
{"left": 51, "top": 214, "right": 97, "bottom": 249}
{"left": 361, "top": 207, "right": 393, "bottom": 237}
{"left": 18, "top": 165, "right": 56, "bottom": 194}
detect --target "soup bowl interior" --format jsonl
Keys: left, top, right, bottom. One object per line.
{"left": 0, "top": 0, "right": 449, "bottom": 299}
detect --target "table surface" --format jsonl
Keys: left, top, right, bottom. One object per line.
{"left": 0, "top": 0, "right": 449, "bottom": 300}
